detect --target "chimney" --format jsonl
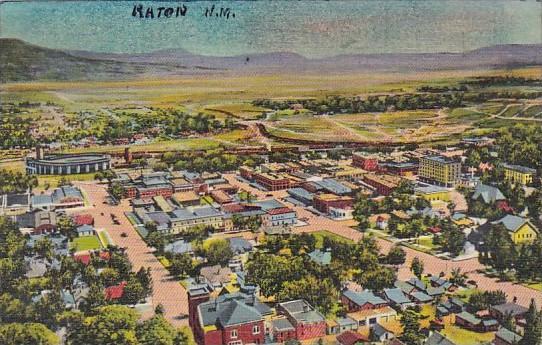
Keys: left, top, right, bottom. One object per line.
{"left": 302, "top": 302, "right": 309, "bottom": 313}
{"left": 124, "top": 147, "right": 132, "bottom": 164}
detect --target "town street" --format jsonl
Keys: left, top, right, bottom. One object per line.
{"left": 75, "top": 182, "right": 189, "bottom": 327}
{"left": 223, "top": 174, "right": 542, "bottom": 308}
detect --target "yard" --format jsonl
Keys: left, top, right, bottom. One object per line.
{"left": 70, "top": 235, "right": 102, "bottom": 252}
{"left": 312, "top": 230, "right": 354, "bottom": 248}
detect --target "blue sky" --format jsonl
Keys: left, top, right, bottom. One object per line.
{"left": 1, "top": 1, "right": 540, "bottom": 57}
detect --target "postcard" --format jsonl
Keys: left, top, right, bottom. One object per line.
{"left": 1, "top": 1, "right": 541, "bottom": 344}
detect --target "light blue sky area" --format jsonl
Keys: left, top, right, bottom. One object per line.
{"left": 1, "top": 1, "right": 540, "bottom": 57}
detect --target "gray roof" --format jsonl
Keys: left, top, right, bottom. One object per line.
{"left": 336, "top": 317, "right": 357, "bottom": 327}
{"left": 228, "top": 237, "right": 253, "bottom": 254}
{"left": 342, "top": 290, "right": 387, "bottom": 307}
{"left": 492, "top": 215, "right": 535, "bottom": 233}
{"left": 491, "top": 302, "right": 529, "bottom": 317}
{"left": 169, "top": 205, "right": 222, "bottom": 221}
{"left": 279, "top": 299, "right": 325, "bottom": 324}
{"left": 251, "top": 199, "right": 285, "bottom": 211}
{"left": 425, "top": 332, "right": 457, "bottom": 345}
{"left": 426, "top": 286, "right": 445, "bottom": 296}
{"left": 371, "top": 323, "right": 391, "bottom": 337}
{"left": 456, "top": 311, "right": 481, "bottom": 325}
{"left": 314, "top": 178, "right": 352, "bottom": 195}
{"left": 495, "top": 327, "right": 522, "bottom": 343}
{"left": 199, "top": 293, "right": 264, "bottom": 327}
{"left": 411, "top": 291, "right": 432, "bottom": 302}
{"left": 287, "top": 188, "right": 314, "bottom": 201}
{"left": 415, "top": 185, "right": 448, "bottom": 194}
{"left": 272, "top": 318, "right": 295, "bottom": 331}
{"left": 472, "top": 183, "right": 506, "bottom": 204}
{"left": 164, "top": 240, "right": 192, "bottom": 254}
{"left": 76, "top": 225, "right": 94, "bottom": 233}
{"left": 503, "top": 163, "right": 536, "bottom": 174}
{"left": 4, "top": 193, "right": 30, "bottom": 207}
{"left": 383, "top": 288, "right": 410, "bottom": 305}
{"left": 407, "top": 277, "right": 426, "bottom": 290}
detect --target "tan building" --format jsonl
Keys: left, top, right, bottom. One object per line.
{"left": 418, "top": 155, "right": 461, "bottom": 187}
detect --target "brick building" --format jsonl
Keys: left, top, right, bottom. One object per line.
{"left": 313, "top": 194, "right": 354, "bottom": 214}
{"left": 352, "top": 153, "right": 379, "bottom": 171}
{"left": 277, "top": 300, "right": 327, "bottom": 341}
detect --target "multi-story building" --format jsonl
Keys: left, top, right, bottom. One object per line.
{"left": 362, "top": 174, "right": 401, "bottom": 196}
{"left": 261, "top": 207, "right": 297, "bottom": 227}
{"left": 169, "top": 206, "right": 225, "bottom": 233}
{"left": 277, "top": 300, "right": 327, "bottom": 341}
{"left": 418, "top": 155, "right": 461, "bottom": 187}
{"left": 254, "top": 172, "right": 291, "bottom": 191}
{"left": 352, "top": 153, "right": 379, "bottom": 171}
{"left": 188, "top": 286, "right": 272, "bottom": 345}
{"left": 313, "top": 194, "right": 353, "bottom": 214}
{"left": 503, "top": 163, "right": 536, "bottom": 185}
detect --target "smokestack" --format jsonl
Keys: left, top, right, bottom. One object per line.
{"left": 36, "top": 145, "right": 45, "bottom": 160}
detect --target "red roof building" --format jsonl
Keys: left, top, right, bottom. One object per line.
{"left": 105, "top": 281, "right": 127, "bottom": 300}
{"left": 337, "top": 331, "right": 367, "bottom": 345}
{"left": 73, "top": 214, "right": 94, "bottom": 226}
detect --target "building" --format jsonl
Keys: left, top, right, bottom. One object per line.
{"left": 493, "top": 327, "right": 523, "bottom": 345}
{"left": 271, "top": 318, "right": 296, "bottom": 343}
{"left": 491, "top": 215, "right": 539, "bottom": 244}
{"left": 341, "top": 290, "right": 388, "bottom": 312}
{"left": 425, "top": 333, "right": 457, "bottom": 345}
{"left": 347, "top": 306, "right": 397, "bottom": 328}
{"left": 489, "top": 303, "right": 528, "bottom": 323}
{"left": 26, "top": 150, "right": 111, "bottom": 175}
{"left": 352, "top": 153, "right": 379, "bottom": 171}
{"left": 363, "top": 174, "right": 401, "bottom": 196}
{"left": 383, "top": 162, "right": 419, "bottom": 177}
{"left": 261, "top": 207, "right": 297, "bottom": 227}
{"left": 169, "top": 206, "right": 225, "bottom": 233}
{"left": 188, "top": 288, "right": 271, "bottom": 345}
{"left": 0, "top": 193, "right": 30, "bottom": 216}
{"left": 336, "top": 331, "right": 367, "bottom": 345}
{"left": 382, "top": 288, "right": 415, "bottom": 310}
{"left": 254, "top": 172, "right": 290, "bottom": 191}
{"left": 418, "top": 155, "right": 461, "bottom": 187}
{"left": 370, "top": 323, "right": 395, "bottom": 342}
{"left": 313, "top": 194, "right": 353, "bottom": 214}
{"left": 31, "top": 186, "right": 85, "bottom": 211}
{"left": 277, "top": 300, "right": 327, "bottom": 341}
{"left": 415, "top": 185, "right": 450, "bottom": 202}
{"left": 172, "top": 191, "right": 200, "bottom": 207}
{"left": 503, "top": 163, "right": 536, "bottom": 185}
{"left": 455, "top": 311, "right": 499, "bottom": 332}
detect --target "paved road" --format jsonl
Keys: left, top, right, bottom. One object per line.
{"left": 75, "top": 182, "right": 189, "bottom": 327}
{"left": 223, "top": 174, "right": 542, "bottom": 308}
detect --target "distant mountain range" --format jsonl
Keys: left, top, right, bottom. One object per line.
{"left": 2, "top": 38, "right": 542, "bottom": 82}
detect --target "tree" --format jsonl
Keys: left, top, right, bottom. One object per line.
{"left": 386, "top": 245, "right": 406, "bottom": 265}
{"left": 56, "top": 216, "right": 76, "bottom": 239}
{"left": 136, "top": 267, "right": 153, "bottom": 297}
{"left": 169, "top": 253, "right": 194, "bottom": 277}
{"left": 356, "top": 266, "right": 396, "bottom": 291}
{"left": 484, "top": 223, "right": 517, "bottom": 275}
{"left": 399, "top": 308, "right": 423, "bottom": 345}
{"left": 136, "top": 315, "right": 191, "bottom": 345}
{"left": 0, "top": 322, "right": 59, "bottom": 345}
{"left": 203, "top": 239, "right": 233, "bottom": 266}
{"left": 109, "top": 182, "right": 126, "bottom": 201}
{"left": 65, "top": 305, "right": 139, "bottom": 345}
{"left": 449, "top": 268, "right": 467, "bottom": 286}
{"left": 121, "top": 276, "right": 145, "bottom": 305}
{"left": 520, "top": 299, "right": 542, "bottom": 345}
{"left": 80, "top": 283, "right": 106, "bottom": 313}
{"left": 438, "top": 227, "right": 466, "bottom": 257}
{"left": 410, "top": 257, "right": 424, "bottom": 279}
{"left": 277, "top": 276, "right": 337, "bottom": 315}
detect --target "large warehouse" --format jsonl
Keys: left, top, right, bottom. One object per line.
{"left": 26, "top": 153, "right": 111, "bottom": 175}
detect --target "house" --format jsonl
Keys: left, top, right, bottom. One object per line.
{"left": 489, "top": 302, "right": 528, "bottom": 323}
{"left": 471, "top": 183, "right": 512, "bottom": 212}
{"left": 277, "top": 300, "right": 327, "bottom": 341}
{"left": 455, "top": 311, "right": 499, "bottom": 332}
{"left": 490, "top": 215, "right": 539, "bottom": 244}
{"left": 16, "top": 210, "right": 57, "bottom": 234}
{"left": 382, "top": 288, "right": 415, "bottom": 310}
{"left": 347, "top": 306, "right": 397, "bottom": 328}
{"left": 410, "top": 291, "right": 433, "bottom": 304}
{"left": 370, "top": 323, "right": 395, "bottom": 342}
{"left": 426, "top": 286, "right": 445, "bottom": 298}
{"left": 308, "top": 249, "right": 332, "bottom": 266}
{"left": 76, "top": 225, "right": 95, "bottom": 237}
{"left": 164, "top": 240, "right": 193, "bottom": 255}
{"left": 438, "top": 297, "right": 465, "bottom": 315}
{"left": 199, "top": 265, "right": 233, "bottom": 290}
{"left": 493, "top": 327, "right": 523, "bottom": 345}
{"left": 341, "top": 290, "right": 388, "bottom": 312}
{"left": 425, "top": 332, "right": 457, "bottom": 345}
{"left": 406, "top": 277, "right": 426, "bottom": 291}
{"left": 105, "top": 281, "right": 127, "bottom": 300}
{"left": 272, "top": 318, "right": 296, "bottom": 343}
{"left": 189, "top": 291, "right": 271, "bottom": 345}
{"left": 336, "top": 330, "right": 367, "bottom": 345}
{"left": 503, "top": 163, "right": 536, "bottom": 185}
{"left": 327, "top": 317, "right": 358, "bottom": 334}
{"left": 429, "top": 276, "right": 456, "bottom": 291}
{"left": 228, "top": 237, "right": 253, "bottom": 255}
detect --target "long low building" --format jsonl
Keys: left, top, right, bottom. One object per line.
{"left": 26, "top": 154, "right": 111, "bottom": 175}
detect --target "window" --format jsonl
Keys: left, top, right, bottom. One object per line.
{"left": 228, "top": 341, "right": 242, "bottom": 345}
{"left": 231, "top": 329, "right": 238, "bottom": 339}
{"left": 253, "top": 325, "right": 260, "bottom": 334}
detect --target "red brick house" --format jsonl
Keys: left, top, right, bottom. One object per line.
{"left": 277, "top": 300, "right": 327, "bottom": 341}
{"left": 188, "top": 286, "right": 272, "bottom": 345}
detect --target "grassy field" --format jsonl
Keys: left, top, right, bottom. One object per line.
{"left": 98, "top": 231, "right": 112, "bottom": 247}
{"left": 312, "top": 230, "right": 354, "bottom": 248}
{"left": 70, "top": 235, "right": 102, "bottom": 252}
